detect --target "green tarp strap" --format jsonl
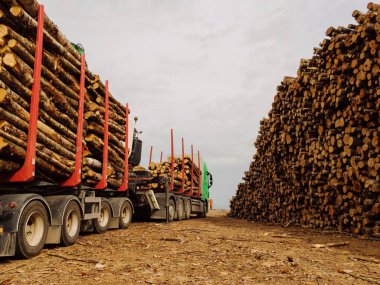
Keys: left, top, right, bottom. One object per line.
{"left": 71, "top": 43, "right": 85, "bottom": 55}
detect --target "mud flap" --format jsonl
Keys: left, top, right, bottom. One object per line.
{"left": 150, "top": 193, "right": 174, "bottom": 220}
{"left": 0, "top": 232, "right": 16, "bottom": 257}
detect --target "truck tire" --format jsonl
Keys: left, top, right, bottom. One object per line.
{"left": 61, "top": 201, "right": 81, "bottom": 246}
{"left": 119, "top": 200, "right": 132, "bottom": 229}
{"left": 16, "top": 200, "right": 48, "bottom": 258}
{"left": 168, "top": 199, "right": 176, "bottom": 222}
{"left": 176, "top": 199, "right": 184, "bottom": 221}
{"left": 94, "top": 201, "right": 111, "bottom": 234}
{"left": 184, "top": 199, "right": 191, "bottom": 220}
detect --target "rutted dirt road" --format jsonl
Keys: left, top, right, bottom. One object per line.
{"left": 0, "top": 210, "right": 379, "bottom": 285}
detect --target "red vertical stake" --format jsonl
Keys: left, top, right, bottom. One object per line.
{"left": 118, "top": 103, "right": 129, "bottom": 192}
{"left": 197, "top": 150, "right": 201, "bottom": 198}
{"left": 160, "top": 151, "right": 163, "bottom": 163}
{"left": 60, "top": 54, "right": 85, "bottom": 186}
{"left": 94, "top": 80, "right": 109, "bottom": 189}
{"left": 181, "top": 138, "right": 185, "bottom": 193}
{"left": 149, "top": 146, "right": 153, "bottom": 166}
{"left": 3, "top": 5, "right": 44, "bottom": 182}
{"left": 189, "top": 145, "right": 194, "bottom": 197}
{"left": 170, "top": 129, "right": 174, "bottom": 191}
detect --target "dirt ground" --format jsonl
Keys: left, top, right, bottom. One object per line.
{"left": 0, "top": 210, "right": 379, "bottom": 285}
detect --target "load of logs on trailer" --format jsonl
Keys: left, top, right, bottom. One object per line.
{"left": 149, "top": 156, "right": 201, "bottom": 195}
{"left": 230, "top": 3, "right": 380, "bottom": 237}
{"left": 0, "top": 1, "right": 127, "bottom": 188}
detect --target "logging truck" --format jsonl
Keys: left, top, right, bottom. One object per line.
{"left": 129, "top": 128, "right": 213, "bottom": 222}
{"left": 0, "top": 1, "right": 213, "bottom": 258}
{"left": 0, "top": 114, "right": 213, "bottom": 259}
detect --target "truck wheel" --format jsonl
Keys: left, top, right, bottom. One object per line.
{"left": 94, "top": 201, "right": 111, "bottom": 234}
{"left": 16, "top": 201, "right": 48, "bottom": 258}
{"left": 168, "top": 199, "right": 176, "bottom": 222}
{"left": 176, "top": 199, "right": 184, "bottom": 221}
{"left": 184, "top": 199, "right": 191, "bottom": 220}
{"left": 61, "top": 201, "right": 81, "bottom": 246}
{"left": 119, "top": 200, "right": 132, "bottom": 229}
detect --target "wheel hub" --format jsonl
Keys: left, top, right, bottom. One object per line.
{"left": 98, "top": 206, "right": 109, "bottom": 227}
{"left": 25, "top": 211, "right": 45, "bottom": 247}
{"left": 66, "top": 210, "right": 79, "bottom": 237}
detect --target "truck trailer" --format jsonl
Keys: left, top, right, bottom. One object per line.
{"left": 0, "top": 1, "right": 213, "bottom": 259}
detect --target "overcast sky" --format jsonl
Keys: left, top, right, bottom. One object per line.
{"left": 43, "top": 0, "right": 368, "bottom": 209}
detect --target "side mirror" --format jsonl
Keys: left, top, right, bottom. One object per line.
{"left": 207, "top": 172, "right": 213, "bottom": 188}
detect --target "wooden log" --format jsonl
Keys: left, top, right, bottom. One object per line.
{"left": 2, "top": 50, "right": 34, "bottom": 86}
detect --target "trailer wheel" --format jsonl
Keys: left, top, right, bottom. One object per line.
{"left": 16, "top": 201, "right": 48, "bottom": 258}
{"left": 168, "top": 199, "right": 176, "bottom": 222}
{"left": 61, "top": 201, "right": 81, "bottom": 246}
{"left": 176, "top": 199, "right": 184, "bottom": 221}
{"left": 119, "top": 201, "right": 132, "bottom": 229}
{"left": 94, "top": 201, "right": 111, "bottom": 234}
{"left": 184, "top": 199, "right": 191, "bottom": 220}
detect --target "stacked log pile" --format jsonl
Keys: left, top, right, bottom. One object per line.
{"left": 230, "top": 3, "right": 380, "bottom": 237}
{"left": 0, "top": 0, "right": 126, "bottom": 188}
{"left": 149, "top": 156, "right": 201, "bottom": 195}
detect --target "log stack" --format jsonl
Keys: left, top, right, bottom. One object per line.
{"left": 0, "top": 0, "right": 127, "bottom": 188}
{"left": 230, "top": 3, "right": 380, "bottom": 237}
{"left": 149, "top": 156, "right": 201, "bottom": 196}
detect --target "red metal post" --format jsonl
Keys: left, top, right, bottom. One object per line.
{"left": 0, "top": 5, "right": 44, "bottom": 182}
{"left": 117, "top": 103, "right": 129, "bottom": 192}
{"left": 180, "top": 138, "right": 185, "bottom": 193}
{"left": 170, "top": 129, "right": 174, "bottom": 191}
{"left": 94, "top": 80, "right": 110, "bottom": 189}
{"left": 197, "top": 150, "right": 201, "bottom": 198}
{"left": 60, "top": 54, "right": 86, "bottom": 186}
{"left": 189, "top": 145, "right": 194, "bottom": 197}
{"left": 160, "top": 151, "right": 163, "bottom": 163}
{"left": 149, "top": 146, "right": 153, "bottom": 166}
